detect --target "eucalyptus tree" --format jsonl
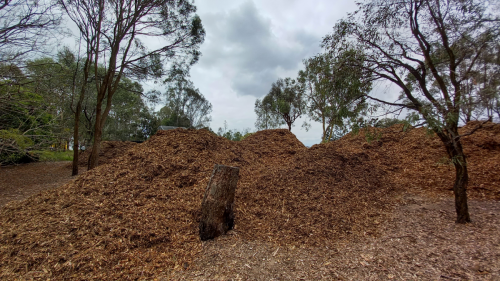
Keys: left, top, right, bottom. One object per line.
{"left": 416, "top": 40, "right": 500, "bottom": 123}
{"left": 473, "top": 42, "right": 500, "bottom": 121}
{"left": 254, "top": 98, "right": 283, "bottom": 130}
{"left": 60, "top": 0, "right": 206, "bottom": 169}
{"left": 25, "top": 56, "right": 78, "bottom": 145}
{"left": 0, "top": 0, "right": 61, "bottom": 64}
{"left": 102, "top": 78, "right": 150, "bottom": 141}
{"left": 255, "top": 77, "right": 305, "bottom": 131}
{"left": 163, "top": 66, "right": 212, "bottom": 129}
{"left": 1, "top": 53, "right": 86, "bottom": 165}
{"left": 299, "top": 50, "right": 370, "bottom": 142}
{"left": 324, "top": 0, "right": 500, "bottom": 223}
{"left": 0, "top": 64, "right": 56, "bottom": 164}
{"left": 0, "top": 0, "right": 61, "bottom": 164}
{"left": 181, "top": 88, "right": 212, "bottom": 129}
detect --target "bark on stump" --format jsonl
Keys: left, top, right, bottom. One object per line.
{"left": 199, "top": 164, "right": 240, "bottom": 241}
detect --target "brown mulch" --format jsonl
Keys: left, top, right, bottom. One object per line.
{"left": 76, "top": 141, "right": 137, "bottom": 167}
{"left": 0, "top": 123, "right": 499, "bottom": 280}
{"left": 333, "top": 121, "right": 500, "bottom": 200}
{"left": 170, "top": 195, "right": 500, "bottom": 280}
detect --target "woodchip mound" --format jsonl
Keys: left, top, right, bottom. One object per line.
{"left": 1, "top": 122, "right": 498, "bottom": 279}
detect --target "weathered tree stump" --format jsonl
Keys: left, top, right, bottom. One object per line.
{"left": 199, "top": 164, "right": 240, "bottom": 241}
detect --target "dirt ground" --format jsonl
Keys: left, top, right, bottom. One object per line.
{"left": 0, "top": 162, "right": 499, "bottom": 280}
{"left": 0, "top": 162, "right": 86, "bottom": 208}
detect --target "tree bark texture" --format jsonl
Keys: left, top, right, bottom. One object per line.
{"left": 88, "top": 121, "right": 102, "bottom": 169}
{"left": 199, "top": 164, "right": 240, "bottom": 241}
{"left": 71, "top": 102, "right": 81, "bottom": 176}
{"left": 446, "top": 140, "right": 471, "bottom": 223}
{"left": 71, "top": 56, "right": 91, "bottom": 176}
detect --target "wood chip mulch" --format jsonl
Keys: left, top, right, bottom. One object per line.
{"left": 0, "top": 123, "right": 498, "bottom": 280}
{"left": 332, "top": 121, "right": 500, "bottom": 201}
{"left": 76, "top": 141, "right": 138, "bottom": 167}
{"left": 169, "top": 195, "right": 500, "bottom": 280}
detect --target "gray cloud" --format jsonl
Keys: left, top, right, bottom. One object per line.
{"left": 198, "top": 1, "right": 322, "bottom": 97}
{"left": 188, "top": 0, "right": 359, "bottom": 146}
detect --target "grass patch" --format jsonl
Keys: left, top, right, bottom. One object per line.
{"left": 33, "top": 150, "right": 73, "bottom": 162}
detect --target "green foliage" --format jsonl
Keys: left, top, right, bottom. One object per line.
{"left": 24, "top": 56, "right": 75, "bottom": 141}
{"left": 364, "top": 128, "right": 382, "bottom": 143}
{"left": 222, "top": 130, "right": 243, "bottom": 141}
{"left": 373, "top": 118, "right": 403, "bottom": 128}
{"left": 241, "top": 132, "right": 254, "bottom": 141}
{"left": 102, "top": 78, "right": 152, "bottom": 141}
{"left": 0, "top": 129, "right": 36, "bottom": 165}
{"left": 1, "top": 49, "right": 214, "bottom": 160}
{"left": 0, "top": 151, "right": 38, "bottom": 165}
{"left": 34, "top": 150, "right": 73, "bottom": 162}
{"left": 162, "top": 67, "right": 212, "bottom": 129}
{"left": 298, "top": 50, "right": 371, "bottom": 142}
{"left": 255, "top": 77, "right": 305, "bottom": 131}
{"left": 0, "top": 64, "right": 58, "bottom": 164}
{"left": 0, "top": 129, "right": 33, "bottom": 149}
{"left": 217, "top": 121, "right": 252, "bottom": 141}
{"left": 0, "top": 77, "right": 53, "bottom": 134}
{"left": 254, "top": 98, "right": 284, "bottom": 130}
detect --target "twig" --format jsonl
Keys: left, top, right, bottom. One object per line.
{"left": 365, "top": 95, "right": 416, "bottom": 109}
{"left": 454, "top": 120, "right": 491, "bottom": 141}
{"left": 440, "top": 275, "right": 460, "bottom": 280}
{"left": 381, "top": 235, "right": 414, "bottom": 242}
{"left": 272, "top": 247, "right": 279, "bottom": 256}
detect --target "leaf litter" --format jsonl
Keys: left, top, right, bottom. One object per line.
{"left": 0, "top": 122, "right": 499, "bottom": 280}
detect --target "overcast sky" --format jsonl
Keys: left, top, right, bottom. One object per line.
{"left": 60, "top": 0, "right": 396, "bottom": 146}
{"left": 184, "top": 0, "right": 360, "bottom": 146}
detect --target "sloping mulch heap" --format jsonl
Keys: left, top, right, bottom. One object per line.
{"left": 0, "top": 123, "right": 498, "bottom": 279}
{"left": 77, "top": 141, "right": 137, "bottom": 167}
{"left": 333, "top": 121, "right": 500, "bottom": 200}
{"left": 0, "top": 129, "right": 395, "bottom": 279}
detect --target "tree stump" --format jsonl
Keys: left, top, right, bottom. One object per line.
{"left": 199, "top": 164, "right": 240, "bottom": 241}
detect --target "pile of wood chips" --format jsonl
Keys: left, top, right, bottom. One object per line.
{"left": 0, "top": 123, "right": 498, "bottom": 279}
{"left": 77, "top": 141, "right": 138, "bottom": 167}
{"left": 333, "top": 121, "right": 500, "bottom": 200}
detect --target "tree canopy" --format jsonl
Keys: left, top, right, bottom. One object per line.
{"left": 60, "top": 0, "right": 206, "bottom": 169}
{"left": 162, "top": 66, "right": 212, "bottom": 129}
{"left": 0, "top": 0, "right": 61, "bottom": 63}
{"left": 298, "top": 50, "right": 371, "bottom": 142}
{"left": 255, "top": 77, "right": 305, "bottom": 131}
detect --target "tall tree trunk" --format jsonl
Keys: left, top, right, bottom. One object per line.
{"left": 321, "top": 115, "right": 327, "bottom": 143}
{"left": 447, "top": 140, "right": 471, "bottom": 223}
{"left": 88, "top": 37, "right": 126, "bottom": 169}
{"left": 89, "top": 102, "right": 103, "bottom": 169}
{"left": 72, "top": 100, "right": 83, "bottom": 176}
{"left": 71, "top": 56, "right": 91, "bottom": 176}
{"left": 436, "top": 125, "right": 471, "bottom": 224}
{"left": 89, "top": 116, "right": 103, "bottom": 169}
{"left": 327, "top": 122, "right": 335, "bottom": 142}
{"left": 88, "top": 82, "right": 119, "bottom": 169}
